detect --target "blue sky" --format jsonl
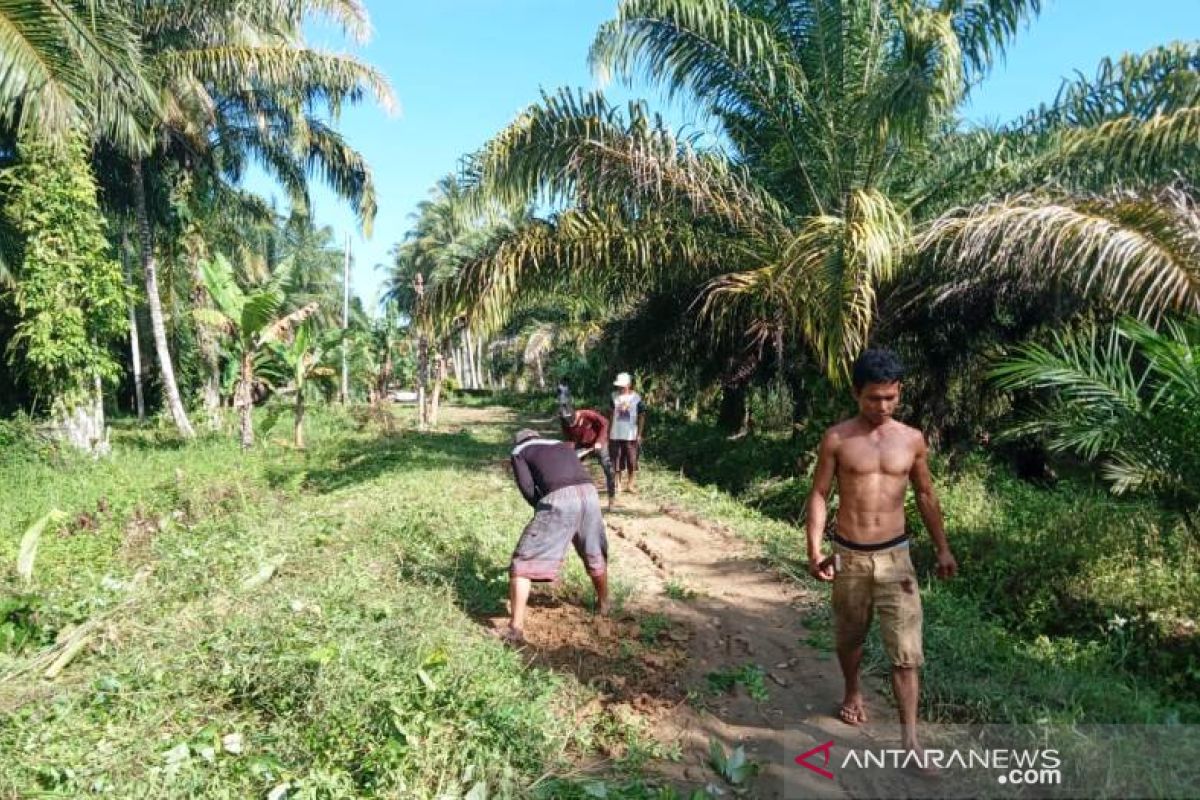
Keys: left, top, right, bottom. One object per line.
{"left": 256, "top": 0, "right": 1200, "bottom": 310}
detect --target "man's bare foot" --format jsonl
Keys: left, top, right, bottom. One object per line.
{"left": 902, "top": 751, "right": 942, "bottom": 780}
{"left": 837, "top": 696, "right": 868, "bottom": 725}
{"left": 489, "top": 626, "right": 527, "bottom": 647}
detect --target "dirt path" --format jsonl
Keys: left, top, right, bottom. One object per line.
{"left": 464, "top": 405, "right": 929, "bottom": 798}
{"left": 605, "top": 493, "right": 925, "bottom": 798}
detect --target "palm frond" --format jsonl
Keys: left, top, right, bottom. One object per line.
{"left": 921, "top": 186, "right": 1200, "bottom": 320}
{"left": 467, "top": 88, "right": 783, "bottom": 232}
{"left": 590, "top": 0, "right": 809, "bottom": 100}
{"left": 429, "top": 206, "right": 731, "bottom": 339}
{"left": 256, "top": 301, "right": 320, "bottom": 346}
{"left": 988, "top": 325, "right": 1145, "bottom": 414}
{"left": 0, "top": 0, "right": 156, "bottom": 151}
{"left": 940, "top": 0, "right": 1042, "bottom": 83}
{"left": 154, "top": 46, "right": 395, "bottom": 115}
{"left": 703, "top": 188, "right": 909, "bottom": 381}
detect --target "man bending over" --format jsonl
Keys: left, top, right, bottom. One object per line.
{"left": 499, "top": 428, "right": 610, "bottom": 645}
{"left": 557, "top": 389, "right": 616, "bottom": 507}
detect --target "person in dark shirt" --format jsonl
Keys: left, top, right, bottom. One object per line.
{"left": 499, "top": 428, "right": 610, "bottom": 645}
{"left": 556, "top": 387, "right": 616, "bottom": 507}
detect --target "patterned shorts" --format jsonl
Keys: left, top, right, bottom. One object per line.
{"left": 510, "top": 484, "right": 608, "bottom": 581}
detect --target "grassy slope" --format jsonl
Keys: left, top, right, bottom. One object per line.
{"left": 0, "top": 410, "right": 632, "bottom": 798}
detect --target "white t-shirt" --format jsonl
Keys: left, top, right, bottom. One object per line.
{"left": 610, "top": 391, "right": 642, "bottom": 441}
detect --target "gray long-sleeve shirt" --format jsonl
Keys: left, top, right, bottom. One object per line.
{"left": 510, "top": 437, "right": 591, "bottom": 507}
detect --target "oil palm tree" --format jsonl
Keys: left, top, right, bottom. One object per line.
{"left": 442, "top": 1, "right": 1199, "bottom": 389}
{"left": 991, "top": 316, "right": 1200, "bottom": 530}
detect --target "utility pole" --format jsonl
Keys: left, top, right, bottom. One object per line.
{"left": 340, "top": 233, "right": 351, "bottom": 404}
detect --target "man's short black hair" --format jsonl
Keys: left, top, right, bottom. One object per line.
{"left": 852, "top": 348, "right": 905, "bottom": 390}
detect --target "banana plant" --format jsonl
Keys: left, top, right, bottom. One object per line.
{"left": 268, "top": 321, "right": 341, "bottom": 449}
{"left": 196, "top": 253, "right": 319, "bottom": 449}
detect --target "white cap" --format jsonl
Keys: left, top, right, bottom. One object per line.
{"left": 613, "top": 372, "right": 632, "bottom": 388}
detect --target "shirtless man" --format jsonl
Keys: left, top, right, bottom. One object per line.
{"left": 805, "top": 348, "right": 957, "bottom": 766}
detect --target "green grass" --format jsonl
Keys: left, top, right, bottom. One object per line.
{"left": 0, "top": 406, "right": 648, "bottom": 798}
{"left": 705, "top": 664, "right": 770, "bottom": 703}
{"left": 662, "top": 579, "right": 696, "bottom": 602}
{"left": 637, "top": 613, "right": 671, "bottom": 645}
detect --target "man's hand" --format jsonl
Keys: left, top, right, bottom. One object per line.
{"left": 809, "top": 555, "right": 835, "bottom": 582}
{"left": 936, "top": 548, "right": 958, "bottom": 580}
{"left": 593, "top": 442, "right": 603, "bottom": 452}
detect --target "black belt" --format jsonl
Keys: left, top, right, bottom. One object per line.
{"left": 832, "top": 532, "right": 910, "bottom": 552}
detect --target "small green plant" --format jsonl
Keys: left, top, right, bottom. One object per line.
{"left": 705, "top": 664, "right": 769, "bottom": 702}
{"left": 663, "top": 579, "right": 697, "bottom": 601}
{"left": 0, "top": 594, "right": 49, "bottom": 654}
{"left": 638, "top": 612, "right": 671, "bottom": 644}
{"left": 708, "top": 738, "right": 758, "bottom": 786}
{"left": 804, "top": 630, "right": 835, "bottom": 652}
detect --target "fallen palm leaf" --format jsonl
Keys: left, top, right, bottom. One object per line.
{"left": 44, "top": 627, "right": 91, "bottom": 679}
{"left": 16, "top": 509, "right": 67, "bottom": 582}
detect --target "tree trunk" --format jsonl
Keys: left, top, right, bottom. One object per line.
{"left": 463, "top": 329, "right": 476, "bottom": 389}
{"left": 475, "top": 336, "right": 485, "bottom": 391}
{"left": 457, "top": 333, "right": 467, "bottom": 389}
{"left": 121, "top": 227, "right": 146, "bottom": 422}
{"left": 465, "top": 333, "right": 475, "bottom": 388}
{"left": 534, "top": 350, "right": 545, "bottom": 390}
{"left": 236, "top": 350, "right": 254, "bottom": 449}
{"left": 294, "top": 389, "right": 305, "bottom": 449}
{"left": 786, "top": 366, "right": 810, "bottom": 441}
{"left": 717, "top": 383, "right": 749, "bottom": 436}
{"left": 429, "top": 350, "right": 445, "bottom": 428}
{"left": 191, "top": 258, "right": 222, "bottom": 431}
{"left": 132, "top": 159, "right": 194, "bottom": 440}
{"left": 416, "top": 329, "right": 429, "bottom": 429}
{"left": 55, "top": 375, "right": 110, "bottom": 456}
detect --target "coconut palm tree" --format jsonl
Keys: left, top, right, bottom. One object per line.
{"left": 386, "top": 175, "right": 529, "bottom": 420}
{"left": 99, "top": 0, "right": 394, "bottom": 440}
{"left": 0, "top": 0, "right": 156, "bottom": 151}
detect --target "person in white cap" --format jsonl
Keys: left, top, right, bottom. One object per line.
{"left": 609, "top": 372, "right": 646, "bottom": 494}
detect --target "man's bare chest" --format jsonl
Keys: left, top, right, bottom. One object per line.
{"left": 837, "top": 435, "right": 915, "bottom": 477}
